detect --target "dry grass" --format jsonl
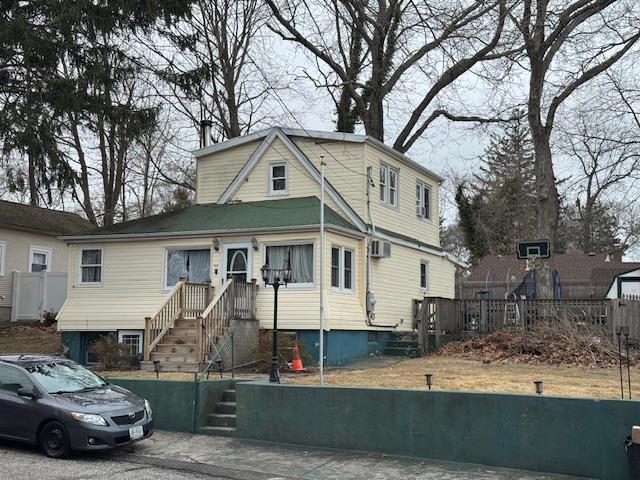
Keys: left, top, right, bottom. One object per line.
{"left": 289, "top": 356, "right": 640, "bottom": 399}
{"left": 0, "top": 324, "right": 61, "bottom": 355}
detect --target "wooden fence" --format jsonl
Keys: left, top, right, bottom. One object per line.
{"left": 415, "top": 297, "right": 640, "bottom": 354}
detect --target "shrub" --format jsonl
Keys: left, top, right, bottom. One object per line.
{"left": 42, "top": 310, "right": 57, "bottom": 327}
{"left": 89, "top": 336, "right": 132, "bottom": 370}
{"left": 254, "top": 331, "right": 313, "bottom": 372}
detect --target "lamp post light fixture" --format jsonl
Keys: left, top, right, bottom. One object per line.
{"left": 153, "top": 360, "right": 160, "bottom": 379}
{"left": 425, "top": 373, "right": 433, "bottom": 390}
{"left": 261, "top": 263, "right": 292, "bottom": 383}
{"left": 534, "top": 380, "right": 543, "bottom": 395}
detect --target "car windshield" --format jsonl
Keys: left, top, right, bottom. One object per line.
{"left": 25, "top": 362, "right": 107, "bottom": 394}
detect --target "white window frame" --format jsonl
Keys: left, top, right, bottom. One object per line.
{"left": 330, "top": 245, "right": 354, "bottom": 293}
{"left": 0, "top": 240, "right": 5, "bottom": 277}
{"left": 420, "top": 260, "right": 429, "bottom": 291}
{"left": 118, "top": 330, "right": 143, "bottom": 355}
{"left": 262, "top": 240, "right": 315, "bottom": 289}
{"left": 28, "top": 246, "right": 52, "bottom": 273}
{"left": 416, "top": 181, "right": 431, "bottom": 220}
{"left": 379, "top": 163, "right": 398, "bottom": 207}
{"left": 268, "top": 161, "right": 288, "bottom": 195}
{"left": 77, "top": 247, "right": 104, "bottom": 286}
{"left": 163, "top": 245, "right": 212, "bottom": 291}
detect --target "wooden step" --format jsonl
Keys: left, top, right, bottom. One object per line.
{"left": 140, "top": 361, "right": 201, "bottom": 373}
{"left": 168, "top": 326, "right": 198, "bottom": 336}
{"left": 207, "top": 413, "right": 236, "bottom": 428}
{"left": 197, "top": 426, "right": 235, "bottom": 437}
{"left": 149, "top": 352, "right": 200, "bottom": 363}
{"left": 174, "top": 318, "right": 199, "bottom": 328}
{"left": 154, "top": 344, "right": 198, "bottom": 354}
{"left": 215, "top": 401, "right": 236, "bottom": 415}
{"left": 163, "top": 335, "right": 198, "bottom": 345}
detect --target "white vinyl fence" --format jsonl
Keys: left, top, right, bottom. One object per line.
{"left": 11, "top": 271, "right": 67, "bottom": 322}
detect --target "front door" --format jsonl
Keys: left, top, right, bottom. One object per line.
{"left": 222, "top": 243, "right": 252, "bottom": 283}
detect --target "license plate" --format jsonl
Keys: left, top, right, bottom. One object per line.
{"left": 129, "top": 425, "right": 144, "bottom": 440}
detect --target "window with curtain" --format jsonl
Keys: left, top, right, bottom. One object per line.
{"left": 80, "top": 249, "right": 103, "bottom": 283}
{"left": 265, "top": 244, "right": 313, "bottom": 285}
{"left": 29, "top": 247, "right": 51, "bottom": 272}
{"left": 166, "top": 249, "right": 211, "bottom": 287}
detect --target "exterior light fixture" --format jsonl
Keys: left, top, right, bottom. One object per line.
{"left": 212, "top": 238, "right": 220, "bottom": 251}
{"left": 251, "top": 237, "right": 258, "bottom": 251}
{"left": 216, "top": 359, "right": 224, "bottom": 379}
{"left": 260, "top": 262, "right": 292, "bottom": 383}
{"left": 534, "top": 380, "right": 543, "bottom": 395}
{"left": 425, "top": 373, "right": 433, "bottom": 390}
{"left": 153, "top": 360, "right": 160, "bottom": 379}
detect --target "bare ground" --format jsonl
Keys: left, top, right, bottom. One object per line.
{"left": 0, "top": 324, "right": 60, "bottom": 355}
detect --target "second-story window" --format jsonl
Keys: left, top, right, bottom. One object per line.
{"left": 416, "top": 181, "right": 431, "bottom": 220}
{"left": 269, "top": 162, "right": 288, "bottom": 194}
{"left": 379, "top": 163, "right": 398, "bottom": 207}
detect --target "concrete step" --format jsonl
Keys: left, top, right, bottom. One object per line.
{"left": 155, "top": 344, "right": 198, "bottom": 354}
{"left": 208, "top": 413, "right": 236, "bottom": 428}
{"left": 163, "top": 335, "right": 198, "bottom": 345}
{"left": 149, "top": 352, "right": 200, "bottom": 363}
{"left": 386, "top": 340, "right": 419, "bottom": 348}
{"left": 140, "top": 361, "right": 201, "bottom": 373}
{"left": 383, "top": 347, "right": 420, "bottom": 357}
{"left": 222, "top": 389, "right": 236, "bottom": 402}
{"left": 198, "top": 426, "right": 235, "bottom": 437}
{"left": 215, "top": 401, "right": 236, "bottom": 415}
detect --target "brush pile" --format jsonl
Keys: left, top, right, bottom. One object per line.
{"left": 437, "top": 321, "right": 636, "bottom": 367}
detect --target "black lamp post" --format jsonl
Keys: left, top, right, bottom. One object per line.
{"left": 261, "top": 263, "right": 292, "bottom": 383}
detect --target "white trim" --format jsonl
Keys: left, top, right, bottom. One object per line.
{"left": 420, "top": 259, "right": 430, "bottom": 291}
{"left": 0, "top": 240, "right": 5, "bottom": 277}
{"left": 118, "top": 329, "right": 144, "bottom": 354}
{"left": 28, "top": 246, "right": 52, "bottom": 272}
{"left": 379, "top": 163, "right": 399, "bottom": 208}
{"left": 163, "top": 245, "right": 212, "bottom": 291}
{"left": 217, "top": 128, "right": 367, "bottom": 232}
{"left": 192, "top": 127, "right": 444, "bottom": 183}
{"left": 262, "top": 239, "right": 316, "bottom": 289}
{"left": 330, "top": 245, "right": 354, "bottom": 293}
{"left": 77, "top": 247, "right": 104, "bottom": 286}
{"left": 221, "top": 241, "right": 253, "bottom": 286}
{"left": 268, "top": 161, "right": 288, "bottom": 195}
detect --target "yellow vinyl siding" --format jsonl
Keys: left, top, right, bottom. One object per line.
{"left": 365, "top": 142, "right": 440, "bottom": 247}
{"left": 0, "top": 228, "right": 69, "bottom": 308}
{"left": 196, "top": 139, "right": 261, "bottom": 204}
{"left": 370, "top": 242, "right": 455, "bottom": 332}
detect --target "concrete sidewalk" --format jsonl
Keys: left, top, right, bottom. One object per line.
{"left": 121, "top": 431, "right": 588, "bottom": 480}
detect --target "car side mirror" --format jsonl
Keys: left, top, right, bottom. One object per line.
{"left": 17, "top": 387, "right": 38, "bottom": 399}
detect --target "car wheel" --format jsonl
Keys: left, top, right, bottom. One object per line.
{"left": 40, "top": 421, "right": 71, "bottom": 458}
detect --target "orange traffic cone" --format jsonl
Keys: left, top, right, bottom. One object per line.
{"left": 290, "top": 342, "right": 307, "bottom": 373}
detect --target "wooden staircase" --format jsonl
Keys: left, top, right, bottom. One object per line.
{"left": 141, "top": 278, "right": 257, "bottom": 373}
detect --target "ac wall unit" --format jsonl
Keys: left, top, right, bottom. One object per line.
{"left": 371, "top": 240, "right": 391, "bottom": 258}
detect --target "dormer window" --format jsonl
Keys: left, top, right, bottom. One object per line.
{"left": 379, "top": 163, "right": 398, "bottom": 207}
{"left": 269, "top": 162, "right": 288, "bottom": 195}
{"left": 416, "top": 181, "right": 431, "bottom": 220}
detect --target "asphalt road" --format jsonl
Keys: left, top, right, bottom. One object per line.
{"left": 0, "top": 440, "right": 245, "bottom": 480}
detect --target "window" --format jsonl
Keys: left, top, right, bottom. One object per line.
{"left": 79, "top": 248, "right": 103, "bottom": 284}
{"left": 0, "top": 366, "right": 32, "bottom": 394}
{"left": 265, "top": 243, "right": 313, "bottom": 285}
{"left": 0, "top": 240, "right": 5, "bottom": 277}
{"left": 269, "top": 162, "right": 288, "bottom": 194}
{"left": 331, "top": 246, "right": 354, "bottom": 292}
{"left": 118, "top": 330, "right": 143, "bottom": 355}
{"left": 420, "top": 260, "right": 429, "bottom": 291}
{"left": 29, "top": 246, "right": 51, "bottom": 272}
{"left": 166, "top": 248, "right": 210, "bottom": 288}
{"left": 379, "top": 163, "right": 398, "bottom": 207}
{"left": 416, "top": 181, "right": 431, "bottom": 219}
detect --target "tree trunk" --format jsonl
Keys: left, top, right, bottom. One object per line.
{"left": 28, "top": 151, "right": 38, "bottom": 206}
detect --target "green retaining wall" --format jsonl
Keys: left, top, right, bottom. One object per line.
{"left": 107, "top": 378, "right": 233, "bottom": 432}
{"left": 235, "top": 382, "right": 640, "bottom": 480}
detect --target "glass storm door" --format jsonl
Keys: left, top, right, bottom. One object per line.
{"left": 223, "top": 246, "right": 250, "bottom": 282}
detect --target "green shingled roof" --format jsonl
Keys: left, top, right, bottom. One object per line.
{"left": 69, "top": 197, "right": 358, "bottom": 237}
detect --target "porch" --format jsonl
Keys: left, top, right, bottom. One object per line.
{"left": 142, "top": 278, "right": 258, "bottom": 373}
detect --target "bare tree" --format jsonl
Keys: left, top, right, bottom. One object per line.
{"left": 512, "top": 0, "right": 640, "bottom": 296}
{"left": 147, "top": 0, "right": 282, "bottom": 141}
{"left": 265, "top": 0, "right": 517, "bottom": 150}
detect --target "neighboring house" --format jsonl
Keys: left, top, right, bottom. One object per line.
{"left": 462, "top": 252, "right": 640, "bottom": 299}
{"left": 0, "top": 200, "right": 93, "bottom": 323}
{"left": 57, "top": 127, "right": 459, "bottom": 367}
{"left": 606, "top": 268, "right": 640, "bottom": 299}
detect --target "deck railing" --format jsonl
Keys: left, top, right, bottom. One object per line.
{"left": 197, "top": 278, "right": 258, "bottom": 363}
{"left": 144, "top": 280, "right": 186, "bottom": 360}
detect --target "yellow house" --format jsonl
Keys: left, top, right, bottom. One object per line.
{"left": 56, "top": 128, "right": 459, "bottom": 368}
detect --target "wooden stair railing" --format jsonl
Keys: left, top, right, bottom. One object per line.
{"left": 144, "top": 280, "right": 185, "bottom": 361}
{"left": 197, "top": 278, "right": 258, "bottom": 363}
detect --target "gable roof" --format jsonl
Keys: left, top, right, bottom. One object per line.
{"left": 465, "top": 253, "right": 640, "bottom": 288}
{"left": 59, "top": 197, "right": 360, "bottom": 241}
{"left": 193, "top": 126, "right": 443, "bottom": 184}
{"left": 0, "top": 200, "right": 93, "bottom": 236}
{"left": 216, "top": 128, "right": 367, "bottom": 232}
